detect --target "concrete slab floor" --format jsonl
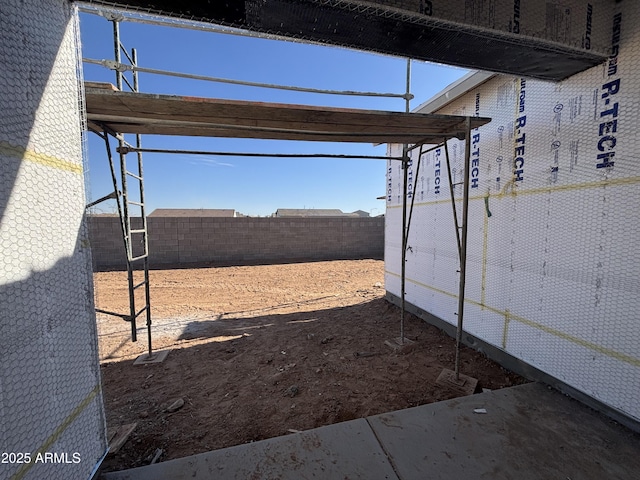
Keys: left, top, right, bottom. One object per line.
{"left": 367, "top": 383, "right": 640, "bottom": 480}
{"left": 102, "top": 418, "right": 398, "bottom": 480}
{"left": 102, "top": 383, "right": 640, "bottom": 480}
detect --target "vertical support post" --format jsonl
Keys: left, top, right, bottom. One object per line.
{"left": 132, "top": 48, "right": 139, "bottom": 92}
{"left": 400, "top": 58, "right": 411, "bottom": 345}
{"left": 119, "top": 146, "right": 137, "bottom": 342}
{"left": 133, "top": 48, "right": 153, "bottom": 357}
{"left": 400, "top": 148, "right": 409, "bottom": 344}
{"left": 404, "top": 59, "right": 411, "bottom": 114}
{"left": 112, "top": 20, "right": 122, "bottom": 91}
{"left": 113, "top": 17, "right": 135, "bottom": 339}
{"left": 455, "top": 117, "right": 473, "bottom": 379}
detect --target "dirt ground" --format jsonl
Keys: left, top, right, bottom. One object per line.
{"left": 94, "top": 259, "right": 526, "bottom": 474}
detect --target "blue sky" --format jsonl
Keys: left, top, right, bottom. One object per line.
{"left": 80, "top": 11, "right": 467, "bottom": 217}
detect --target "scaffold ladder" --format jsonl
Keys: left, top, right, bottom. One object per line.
{"left": 92, "top": 18, "right": 154, "bottom": 358}
{"left": 92, "top": 124, "right": 152, "bottom": 355}
{"left": 118, "top": 134, "right": 151, "bottom": 346}
{"left": 115, "top": 21, "right": 153, "bottom": 355}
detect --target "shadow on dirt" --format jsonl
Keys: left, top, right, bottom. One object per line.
{"left": 99, "top": 297, "right": 527, "bottom": 473}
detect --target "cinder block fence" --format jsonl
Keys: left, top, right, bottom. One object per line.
{"left": 88, "top": 216, "right": 384, "bottom": 269}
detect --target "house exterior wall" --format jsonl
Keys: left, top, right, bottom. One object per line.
{"left": 385, "top": 2, "right": 639, "bottom": 423}
{"left": 0, "top": 2, "right": 107, "bottom": 479}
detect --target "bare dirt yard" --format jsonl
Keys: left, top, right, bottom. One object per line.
{"left": 94, "top": 259, "right": 525, "bottom": 474}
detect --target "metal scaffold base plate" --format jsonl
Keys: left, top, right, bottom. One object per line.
{"left": 134, "top": 350, "right": 170, "bottom": 365}
{"left": 436, "top": 369, "right": 478, "bottom": 396}
{"left": 384, "top": 337, "right": 416, "bottom": 353}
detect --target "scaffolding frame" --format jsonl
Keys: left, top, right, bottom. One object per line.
{"left": 83, "top": 8, "right": 485, "bottom": 377}
{"left": 398, "top": 124, "right": 473, "bottom": 379}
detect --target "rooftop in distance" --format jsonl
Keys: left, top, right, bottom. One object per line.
{"left": 89, "top": 209, "right": 379, "bottom": 218}
{"left": 149, "top": 209, "right": 236, "bottom": 217}
{"left": 274, "top": 209, "right": 370, "bottom": 217}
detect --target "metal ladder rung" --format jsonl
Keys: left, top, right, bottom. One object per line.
{"left": 128, "top": 200, "right": 144, "bottom": 207}
{"left": 130, "top": 254, "right": 148, "bottom": 262}
{"left": 125, "top": 170, "right": 143, "bottom": 180}
{"left": 133, "top": 279, "right": 148, "bottom": 290}
{"left": 130, "top": 229, "right": 146, "bottom": 234}
{"left": 95, "top": 308, "right": 131, "bottom": 321}
{"left": 134, "top": 305, "right": 148, "bottom": 319}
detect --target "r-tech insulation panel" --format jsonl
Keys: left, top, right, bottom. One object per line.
{"left": 385, "top": 2, "right": 638, "bottom": 423}
{"left": 0, "top": 1, "right": 107, "bottom": 479}
{"left": 81, "top": 0, "right": 613, "bottom": 81}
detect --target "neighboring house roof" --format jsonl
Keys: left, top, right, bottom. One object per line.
{"left": 414, "top": 71, "right": 497, "bottom": 114}
{"left": 149, "top": 209, "right": 235, "bottom": 217}
{"left": 275, "top": 209, "right": 358, "bottom": 217}
{"left": 351, "top": 210, "right": 370, "bottom": 217}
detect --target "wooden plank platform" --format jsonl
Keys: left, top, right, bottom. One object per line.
{"left": 84, "top": 83, "right": 490, "bottom": 144}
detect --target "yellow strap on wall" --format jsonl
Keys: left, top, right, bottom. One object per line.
{"left": 0, "top": 141, "right": 83, "bottom": 175}
{"left": 11, "top": 384, "right": 102, "bottom": 480}
{"left": 385, "top": 270, "right": 640, "bottom": 368}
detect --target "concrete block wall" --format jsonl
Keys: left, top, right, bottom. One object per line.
{"left": 89, "top": 216, "right": 384, "bottom": 269}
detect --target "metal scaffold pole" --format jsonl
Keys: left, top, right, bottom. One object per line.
{"left": 400, "top": 149, "right": 409, "bottom": 344}
{"left": 454, "top": 117, "right": 473, "bottom": 379}
{"left": 133, "top": 47, "right": 153, "bottom": 359}
{"left": 112, "top": 19, "right": 122, "bottom": 91}
{"left": 400, "top": 58, "right": 412, "bottom": 345}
